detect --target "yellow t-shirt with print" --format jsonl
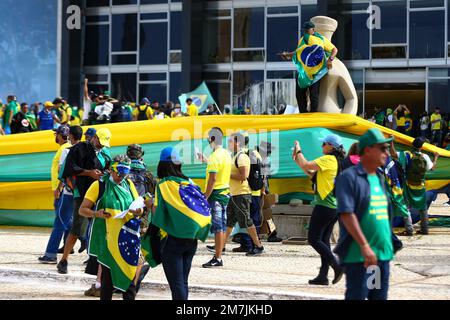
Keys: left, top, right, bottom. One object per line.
{"left": 206, "top": 146, "right": 232, "bottom": 191}
{"left": 187, "top": 104, "right": 199, "bottom": 117}
{"left": 230, "top": 152, "right": 251, "bottom": 196}
{"left": 431, "top": 113, "right": 442, "bottom": 131}
{"left": 313, "top": 155, "right": 338, "bottom": 208}
{"left": 85, "top": 180, "right": 139, "bottom": 203}
{"left": 59, "top": 106, "right": 73, "bottom": 124}
{"left": 51, "top": 142, "right": 71, "bottom": 191}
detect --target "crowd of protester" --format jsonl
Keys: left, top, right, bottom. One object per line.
{"left": 366, "top": 104, "right": 450, "bottom": 150}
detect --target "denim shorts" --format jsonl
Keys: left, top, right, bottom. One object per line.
{"left": 209, "top": 200, "right": 227, "bottom": 234}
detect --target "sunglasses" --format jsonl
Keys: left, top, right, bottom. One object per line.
{"left": 372, "top": 144, "right": 390, "bottom": 153}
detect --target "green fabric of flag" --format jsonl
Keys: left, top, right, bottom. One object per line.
{"left": 178, "top": 82, "right": 217, "bottom": 113}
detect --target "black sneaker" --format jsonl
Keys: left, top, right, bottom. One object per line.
{"left": 206, "top": 245, "right": 225, "bottom": 254}
{"left": 57, "top": 259, "right": 68, "bottom": 274}
{"left": 332, "top": 265, "right": 344, "bottom": 285}
{"left": 57, "top": 247, "right": 74, "bottom": 254}
{"left": 245, "top": 246, "right": 264, "bottom": 256}
{"left": 78, "top": 240, "right": 87, "bottom": 254}
{"left": 38, "top": 255, "right": 57, "bottom": 264}
{"left": 267, "top": 235, "right": 283, "bottom": 242}
{"left": 232, "top": 246, "right": 251, "bottom": 253}
{"left": 202, "top": 257, "right": 223, "bottom": 268}
{"left": 308, "top": 276, "right": 329, "bottom": 286}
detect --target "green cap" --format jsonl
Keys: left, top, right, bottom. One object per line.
{"left": 303, "top": 21, "right": 315, "bottom": 30}
{"left": 359, "top": 128, "right": 393, "bottom": 152}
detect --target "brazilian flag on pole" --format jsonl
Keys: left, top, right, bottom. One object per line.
{"left": 178, "top": 82, "right": 217, "bottom": 114}
{"left": 88, "top": 179, "right": 141, "bottom": 292}
{"left": 292, "top": 32, "right": 333, "bottom": 89}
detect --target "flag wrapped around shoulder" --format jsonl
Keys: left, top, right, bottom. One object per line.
{"left": 152, "top": 176, "right": 212, "bottom": 242}
{"left": 88, "top": 178, "right": 141, "bottom": 292}
{"left": 178, "top": 82, "right": 217, "bottom": 114}
{"left": 292, "top": 32, "right": 331, "bottom": 89}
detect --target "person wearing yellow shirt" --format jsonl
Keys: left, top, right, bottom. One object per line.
{"left": 186, "top": 98, "right": 199, "bottom": 117}
{"left": 54, "top": 98, "right": 73, "bottom": 125}
{"left": 201, "top": 128, "right": 232, "bottom": 268}
{"left": 224, "top": 132, "right": 265, "bottom": 257}
{"left": 394, "top": 104, "right": 410, "bottom": 134}
{"left": 430, "top": 107, "right": 443, "bottom": 146}
{"left": 293, "top": 134, "right": 346, "bottom": 286}
{"left": 133, "top": 98, "right": 154, "bottom": 121}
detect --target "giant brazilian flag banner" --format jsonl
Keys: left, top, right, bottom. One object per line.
{"left": 293, "top": 32, "right": 331, "bottom": 89}
{"left": 0, "top": 114, "right": 449, "bottom": 228}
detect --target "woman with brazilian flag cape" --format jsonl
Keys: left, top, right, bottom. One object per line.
{"left": 86, "top": 157, "right": 142, "bottom": 298}
{"left": 141, "top": 147, "right": 211, "bottom": 300}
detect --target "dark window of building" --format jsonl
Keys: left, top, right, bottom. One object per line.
{"left": 89, "top": 84, "right": 109, "bottom": 95}
{"left": 141, "top": 13, "right": 167, "bottom": 20}
{"left": 428, "top": 79, "right": 450, "bottom": 113}
{"left": 86, "top": 0, "right": 110, "bottom": 7}
{"left": 112, "top": 54, "right": 137, "bottom": 65}
{"left": 140, "top": 73, "right": 167, "bottom": 81}
{"left": 206, "top": 82, "right": 230, "bottom": 109}
{"left": 410, "top": 10, "right": 445, "bottom": 58}
{"left": 372, "top": 1, "right": 406, "bottom": 44}
{"left": 234, "top": 7, "right": 265, "bottom": 48}
{"left": 266, "top": 71, "right": 295, "bottom": 79}
{"left": 139, "top": 84, "right": 167, "bottom": 104}
{"left": 112, "top": 0, "right": 137, "bottom": 5}
{"left": 203, "top": 18, "right": 231, "bottom": 63}
{"left": 170, "top": 11, "right": 182, "bottom": 50}
{"left": 267, "top": 6, "right": 298, "bottom": 15}
{"left": 233, "top": 71, "right": 264, "bottom": 106}
{"left": 85, "top": 25, "right": 109, "bottom": 66}
{"left": 86, "top": 16, "right": 109, "bottom": 23}
{"left": 86, "top": 74, "right": 108, "bottom": 82}
{"left": 140, "top": 0, "right": 168, "bottom": 4}
{"left": 341, "top": 13, "right": 370, "bottom": 60}
{"left": 301, "top": 2, "right": 318, "bottom": 24}
{"left": 372, "top": 46, "right": 406, "bottom": 59}
{"left": 232, "top": 50, "right": 265, "bottom": 62}
{"left": 169, "top": 72, "right": 182, "bottom": 101}
{"left": 112, "top": 14, "right": 138, "bottom": 52}
{"left": 140, "top": 22, "right": 168, "bottom": 64}
{"left": 410, "top": 0, "right": 444, "bottom": 8}
{"left": 267, "top": 16, "right": 298, "bottom": 62}
{"left": 112, "top": 73, "right": 136, "bottom": 102}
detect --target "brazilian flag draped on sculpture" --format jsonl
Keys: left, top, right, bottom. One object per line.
{"left": 88, "top": 178, "right": 140, "bottom": 292}
{"left": 292, "top": 32, "right": 334, "bottom": 89}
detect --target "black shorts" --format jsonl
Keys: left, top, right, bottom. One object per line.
{"left": 226, "top": 195, "right": 253, "bottom": 228}
{"left": 70, "top": 198, "right": 88, "bottom": 238}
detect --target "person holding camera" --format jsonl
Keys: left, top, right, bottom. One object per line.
{"left": 394, "top": 104, "right": 410, "bottom": 134}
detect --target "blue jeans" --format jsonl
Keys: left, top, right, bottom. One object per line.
{"left": 242, "top": 196, "right": 262, "bottom": 249}
{"left": 161, "top": 236, "right": 198, "bottom": 300}
{"left": 344, "top": 261, "right": 390, "bottom": 300}
{"left": 44, "top": 194, "right": 74, "bottom": 258}
{"left": 209, "top": 199, "right": 227, "bottom": 234}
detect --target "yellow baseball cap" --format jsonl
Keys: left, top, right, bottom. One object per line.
{"left": 44, "top": 101, "right": 54, "bottom": 107}
{"left": 96, "top": 128, "right": 112, "bottom": 148}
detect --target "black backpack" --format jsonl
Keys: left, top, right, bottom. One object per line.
{"left": 235, "top": 150, "right": 264, "bottom": 191}
{"left": 137, "top": 105, "right": 149, "bottom": 121}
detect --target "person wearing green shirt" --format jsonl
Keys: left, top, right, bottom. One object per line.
{"left": 2, "top": 95, "right": 19, "bottom": 134}
{"left": 335, "top": 128, "right": 395, "bottom": 300}
{"left": 293, "top": 134, "right": 346, "bottom": 286}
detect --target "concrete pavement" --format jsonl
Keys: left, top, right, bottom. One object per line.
{"left": 0, "top": 197, "right": 449, "bottom": 300}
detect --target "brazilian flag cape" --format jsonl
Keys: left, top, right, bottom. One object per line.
{"left": 88, "top": 177, "right": 141, "bottom": 292}
{"left": 293, "top": 32, "right": 331, "bottom": 89}
{"left": 380, "top": 158, "right": 410, "bottom": 218}
{"left": 141, "top": 176, "right": 211, "bottom": 268}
